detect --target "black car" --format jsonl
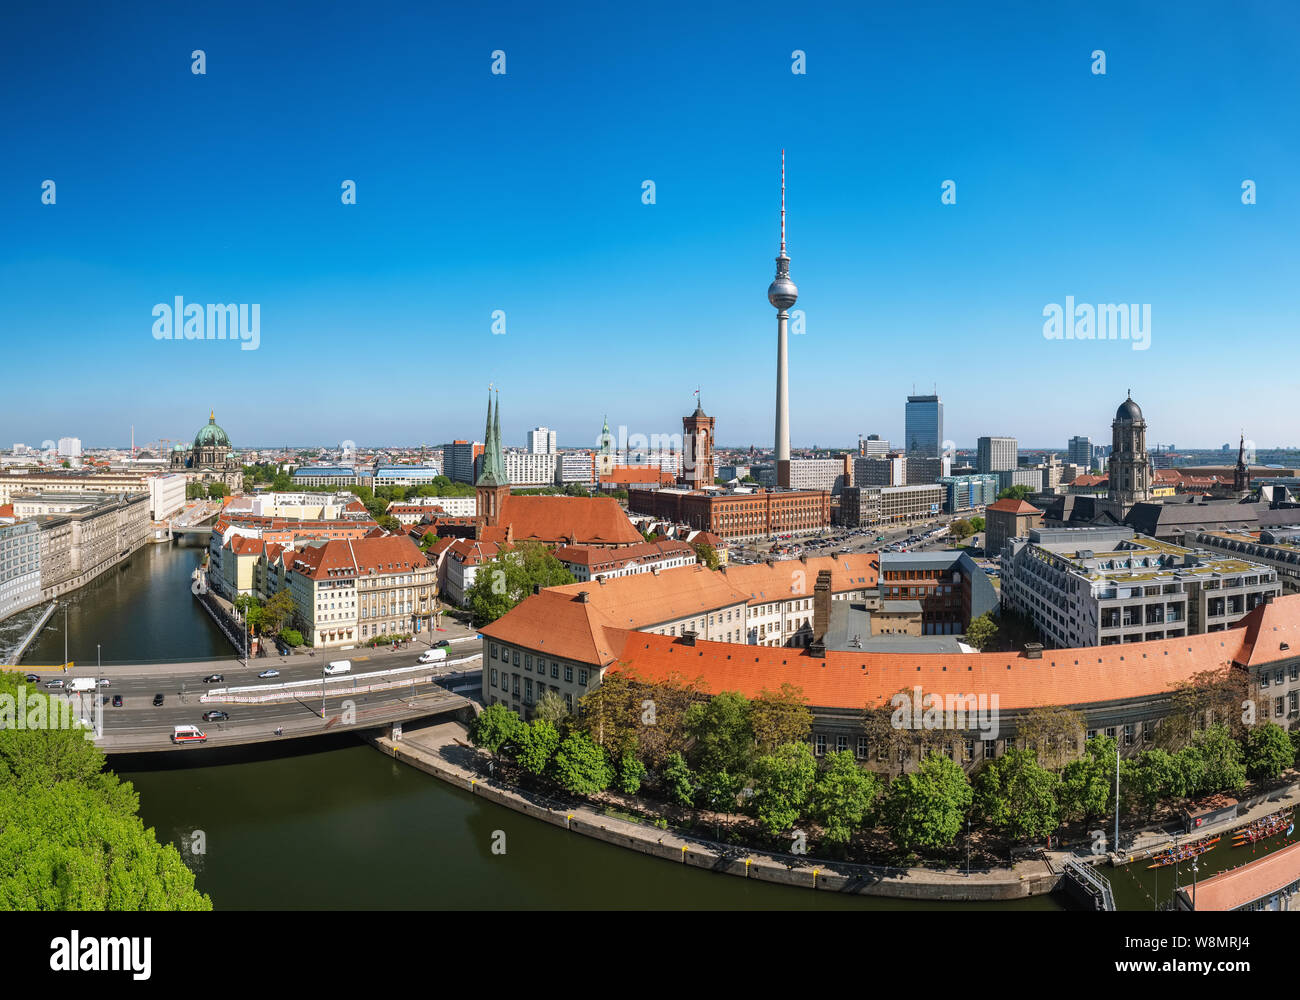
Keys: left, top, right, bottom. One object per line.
{"left": 202, "top": 710, "right": 229, "bottom": 722}
{"left": 24, "top": 673, "right": 38, "bottom": 683}
{"left": 202, "top": 674, "right": 224, "bottom": 684}
{"left": 112, "top": 695, "right": 123, "bottom": 708}
{"left": 152, "top": 693, "right": 165, "bottom": 706}
{"left": 435, "top": 639, "right": 450, "bottom": 648}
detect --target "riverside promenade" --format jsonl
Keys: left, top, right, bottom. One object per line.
{"left": 373, "top": 721, "right": 1060, "bottom": 903}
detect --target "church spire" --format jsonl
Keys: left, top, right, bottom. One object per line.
{"left": 476, "top": 387, "right": 506, "bottom": 488}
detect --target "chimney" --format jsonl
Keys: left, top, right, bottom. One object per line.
{"left": 681, "top": 630, "right": 697, "bottom": 646}
{"left": 808, "top": 639, "right": 826, "bottom": 659}
{"left": 576, "top": 590, "right": 590, "bottom": 603}
{"left": 1023, "top": 642, "right": 1043, "bottom": 659}
{"left": 813, "top": 569, "right": 832, "bottom": 645}
{"left": 532, "top": 583, "right": 541, "bottom": 595}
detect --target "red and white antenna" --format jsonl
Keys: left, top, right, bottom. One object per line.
{"left": 780, "top": 149, "right": 786, "bottom": 256}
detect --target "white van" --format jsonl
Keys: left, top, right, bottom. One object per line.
{"left": 324, "top": 660, "right": 351, "bottom": 676}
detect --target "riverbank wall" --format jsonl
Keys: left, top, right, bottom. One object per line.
{"left": 0, "top": 602, "right": 56, "bottom": 666}
{"left": 372, "top": 722, "right": 1059, "bottom": 903}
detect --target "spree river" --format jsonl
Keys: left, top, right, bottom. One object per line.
{"left": 16, "top": 542, "right": 1294, "bottom": 910}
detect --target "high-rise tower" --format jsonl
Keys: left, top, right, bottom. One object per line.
{"left": 681, "top": 393, "right": 715, "bottom": 490}
{"left": 768, "top": 151, "right": 797, "bottom": 472}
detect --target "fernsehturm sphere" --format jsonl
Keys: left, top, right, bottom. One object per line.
{"left": 767, "top": 151, "right": 797, "bottom": 462}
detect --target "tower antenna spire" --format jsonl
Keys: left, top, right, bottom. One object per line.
{"left": 780, "top": 149, "right": 786, "bottom": 256}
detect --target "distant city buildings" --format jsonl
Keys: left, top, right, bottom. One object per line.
{"left": 1068, "top": 435, "right": 1093, "bottom": 469}
{"left": 839, "top": 484, "right": 945, "bottom": 526}
{"left": 939, "top": 474, "right": 999, "bottom": 514}
{"left": 57, "top": 437, "right": 82, "bottom": 459}
{"left": 445, "top": 440, "right": 484, "bottom": 484}
{"left": 0, "top": 521, "right": 41, "bottom": 622}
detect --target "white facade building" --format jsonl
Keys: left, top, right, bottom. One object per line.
{"left": 503, "top": 452, "right": 559, "bottom": 487}
{"left": 147, "top": 473, "right": 187, "bottom": 520}
{"left": 528, "top": 427, "right": 557, "bottom": 455}
{"left": 57, "top": 437, "right": 83, "bottom": 459}
{"left": 0, "top": 521, "right": 42, "bottom": 622}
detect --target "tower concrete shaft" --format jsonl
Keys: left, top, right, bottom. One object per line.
{"left": 767, "top": 151, "right": 798, "bottom": 464}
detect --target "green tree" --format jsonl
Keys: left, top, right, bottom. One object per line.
{"left": 973, "top": 747, "right": 1060, "bottom": 841}
{"left": 1122, "top": 749, "right": 1175, "bottom": 820}
{"left": 271, "top": 473, "right": 293, "bottom": 491}
{"left": 883, "top": 753, "right": 973, "bottom": 852}
{"left": 377, "top": 514, "right": 401, "bottom": 533}
{"left": 661, "top": 751, "right": 696, "bottom": 807}
{"left": 206, "top": 482, "right": 228, "bottom": 499}
{"left": 470, "top": 704, "right": 527, "bottom": 756}
{"left": 1192, "top": 724, "right": 1246, "bottom": 794}
{"left": 1059, "top": 735, "right": 1117, "bottom": 822}
{"left": 750, "top": 684, "right": 813, "bottom": 753}
{"left": 692, "top": 541, "right": 720, "bottom": 570}
{"left": 949, "top": 519, "right": 972, "bottom": 542}
{"left": 683, "top": 691, "right": 754, "bottom": 777}
{"left": 810, "top": 750, "right": 881, "bottom": 848}
{"left": 1165, "top": 745, "right": 1207, "bottom": 799}
{"left": 615, "top": 747, "right": 647, "bottom": 795}
{"left": 533, "top": 690, "right": 569, "bottom": 727}
{"left": 749, "top": 742, "right": 817, "bottom": 836}
{"left": 1015, "top": 706, "right": 1086, "bottom": 771}
{"left": 997, "top": 485, "right": 1033, "bottom": 501}
{"left": 969, "top": 516, "right": 985, "bottom": 533}
{"left": 260, "top": 590, "right": 297, "bottom": 635}
{"left": 280, "top": 627, "right": 303, "bottom": 647}
{"left": 1244, "top": 722, "right": 1293, "bottom": 782}
{"left": 550, "top": 732, "right": 613, "bottom": 795}
{"left": 964, "top": 611, "right": 999, "bottom": 651}
{"left": 516, "top": 719, "right": 561, "bottom": 777}
{"left": 465, "top": 543, "right": 576, "bottom": 624}
{"left": 0, "top": 674, "right": 210, "bottom": 910}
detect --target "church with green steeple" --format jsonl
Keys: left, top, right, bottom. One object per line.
{"left": 475, "top": 389, "right": 510, "bottom": 525}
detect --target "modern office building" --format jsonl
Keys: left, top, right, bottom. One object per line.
{"left": 147, "top": 473, "right": 187, "bottom": 520}
{"left": 1001, "top": 526, "right": 1281, "bottom": 647}
{"left": 999, "top": 468, "right": 1043, "bottom": 493}
{"left": 527, "top": 427, "right": 557, "bottom": 455}
{"left": 16, "top": 492, "right": 150, "bottom": 601}
{"left": 445, "top": 441, "right": 485, "bottom": 484}
{"left": 291, "top": 466, "right": 363, "bottom": 488}
{"left": 57, "top": 437, "right": 82, "bottom": 459}
{"left": 502, "top": 452, "right": 560, "bottom": 487}
{"left": 858, "top": 435, "right": 891, "bottom": 457}
{"left": 904, "top": 394, "right": 943, "bottom": 458}
{"left": 854, "top": 455, "right": 905, "bottom": 487}
{"left": 840, "top": 484, "right": 944, "bottom": 526}
{"left": 976, "top": 436, "right": 1017, "bottom": 474}
{"left": 781, "top": 457, "right": 850, "bottom": 494}
{"left": 1068, "top": 436, "right": 1093, "bottom": 470}
{"left": 939, "top": 474, "right": 999, "bottom": 514}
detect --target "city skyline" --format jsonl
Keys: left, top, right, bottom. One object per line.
{"left": 4, "top": 1, "right": 1298, "bottom": 448}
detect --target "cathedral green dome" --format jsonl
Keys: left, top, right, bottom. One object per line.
{"left": 194, "top": 411, "right": 232, "bottom": 449}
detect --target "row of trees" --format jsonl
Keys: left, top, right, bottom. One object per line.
{"left": 472, "top": 666, "right": 1300, "bottom": 858}
{"left": 186, "top": 481, "right": 228, "bottom": 500}
{"left": 0, "top": 673, "right": 211, "bottom": 909}
{"left": 232, "top": 590, "right": 302, "bottom": 646}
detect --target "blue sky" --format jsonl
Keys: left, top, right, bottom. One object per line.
{"left": 2, "top": 0, "right": 1297, "bottom": 451}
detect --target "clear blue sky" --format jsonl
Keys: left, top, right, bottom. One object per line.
{"left": 2, "top": 0, "right": 1297, "bottom": 452}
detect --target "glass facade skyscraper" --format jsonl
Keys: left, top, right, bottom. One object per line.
{"left": 905, "top": 394, "right": 943, "bottom": 458}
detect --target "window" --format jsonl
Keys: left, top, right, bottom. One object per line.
{"left": 551, "top": 662, "right": 559, "bottom": 679}
{"left": 1124, "top": 724, "right": 1135, "bottom": 747}
{"left": 983, "top": 740, "right": 996, "bottom": 759}
{"left": 578, "top": 669, "right": 589, "bottom": 686}
{"left": 1276, "top": 697, "right": 1285, "bottom": 718}
{"left": 512, "top": 650, "right": 520, "bottom": 666}
{"left": 512, "top": 675, "right": 520, "bottom": 696}
{"left": 856, "top": 737, "right": 868, "bottom": 760}
{"left": 490, "top": 668, "right": 497, "bottom": 687}
{"left": 524, "top": 654, "right": 532, "bottom": 672}
{"left": 564, "top": 665, "right": 573, "bottom": 683}
{"left": 835, "top": 735, "right": 847, "bottom": 754}
{"left": 814, "top": 734, "right": 826, "bottom": 757}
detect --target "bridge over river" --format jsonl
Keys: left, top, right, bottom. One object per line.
{"left": 9, "top": 640, "right": 482, "bottom": 755}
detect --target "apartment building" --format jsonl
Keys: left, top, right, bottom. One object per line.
{"left": 840, "top": 484, "right": 945, "bottom": 526}
{"left": 0, "top": 521, "right": 41, "bottom": 621}
{"left": 553, "top": 539, "right": 697, "bottom": 582}
{"left": 1002, "top": 526, "right": 1282, "bottom": 648}
{"left": 15, "top": 492, "right": 150, "bottom": 601}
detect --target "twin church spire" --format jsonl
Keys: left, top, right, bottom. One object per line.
{"left": 477, "top": 388, "right": 507, "bottom": 488}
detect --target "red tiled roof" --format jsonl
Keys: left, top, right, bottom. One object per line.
{"left": 480, "top": 589, "right": 634, "bottom": 666}
{"left": 553, "top": 539, "right": 694, "bottom": 569}
{"left": 497, "top": 494, "right": 643, "bottom": 547}
{"left": 987, "top": 498, "right": 1044, "bottom": 515}
{"left": 287, "top": 535, "right": 427, "bottom": 580}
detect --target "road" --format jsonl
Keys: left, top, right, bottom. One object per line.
{"left": 16, "top": 634, "right": 485, "bottom": 752}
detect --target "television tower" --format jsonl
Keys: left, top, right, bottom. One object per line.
{"left": 768, "top": 150, "right": 798, "bottom": 464}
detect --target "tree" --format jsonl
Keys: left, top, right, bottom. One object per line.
{"left": 533, "top": 690, "right": 569, "bottom": 727}
{"left": 883, "top": 753, "right": 973, "bottom": 852}
{"left": 1245, "top": 723, "right": 1293, "bottom": 781}
{"left": 516, "top": 719, "right": 561, "bottom": 777}
{"left": 550, "top": 732, "right": 613, "bottom": 795}
{"left": 969, "top": 516, "right": 985, "bottom": 533}
{"left": 377, "top": 514, "right": 401, "bottom": 533}
{"left": 949, "top": 519, "right": 972, "bottom": 542}
{"left": 1157, "top": 667, "right": 1249, "bottom": 749}
{"left": 465, "top": 542, "right": 576, "bottom": 624}
{"left": 206, "top": 482, "right": 228, "bottom": 500}
{"left": 692, "top": 541, "right": 720, "bottom": 570}
{"left": 1121, "top": 749, "right": 1175, "bottom": 820}
{"left": 1015, "top": 706, "right": 1086, "bottom": 771}
{"left": 0, "top": 674, "right": 210, "bottom": 911}
{"left": 964, "top": 612, "right": 999, "bottom": 651}
{"left": 1165, "top": 745, "right": 1207, "bottom": 800}
{"left": 260, "top": 590, "right": 297, "bottom": 635}
{"left": 1059, "top": 735, "right": 1117, "bottom": 822}
{"left": 470, "top": 704, "right": 527, "bottom": 756}
{"left": 973, "top": 748, "right": 1060, "bottom": 841}
{"left": 810, "top": 750, "right": 881, "bottom": 848}
{"left": 750, "top": 684, "right": 813, "bottom": 753}
{"left": 280, "top": 627, "right": 304, "bottom": 647}
{"left": 997, "top": 485, "right": 1033, "bottom": 501}
{"left": 615, "top": 747, "right": 647, "bottom": 794}
{"left": 749, "top": 742, "right": 817, "bottom": 836}
{"left": 683, "top": 691, "right": 754, "bottom": 777}
{"left": 1192, "top": 724, "right": 1246, "bottom": 794}
{"left": 661, "top": 751, "right": 696, "bottom": 807}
